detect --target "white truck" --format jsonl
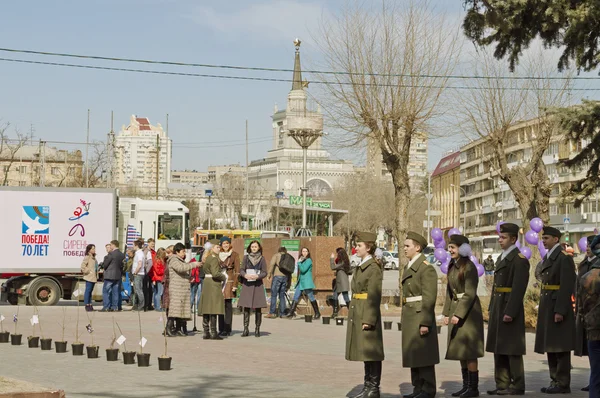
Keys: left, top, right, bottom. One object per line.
{"left": 0, "top": 187, "right": 189, "bottom": 306}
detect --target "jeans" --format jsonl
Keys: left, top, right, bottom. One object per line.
{"left": 102, "top": 279, "right": 119, "bottom": 310}
{"left": 153, "top": 282, "right": 164, "bottom": 311}
{"left": 190, "top": 282, "right": 202, "bottom": 310}
{"left": 334, "top": 290, "right": 351, "bottom": 305}
{"left": 133, "top": 275, "right": 145, "bottom": 310}
{"left": 84, "top": 281, "right": 95, "bottom": 305}
{"left": 293, "top": 288, "right": 315, "bottom": 302}
{"left": 589, "top": 340, "right": 600, "bottom": 398}
{"left": 269, "top": 276, "right": 288, "bottom": 315}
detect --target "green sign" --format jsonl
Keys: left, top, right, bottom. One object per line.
{"left": 281, "top": 239, "right": 300, "bottom": 251}
{"left": 288, "top": 195, "right": 332, "bottom": 209}
{"left": 244, "top": 238, "right": 260, "bottom": 248}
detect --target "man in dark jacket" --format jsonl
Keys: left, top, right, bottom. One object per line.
{"left": 535, "top": 226, "right": 576, "bottom": 394}
{"left": 101, "top": 240, "right": 125, "bottom": 312}
{"left": 575, "top": 235, "right": 596, "bottom": 392}
{"left": 486, "top": 223, "right": 530, "bottom": 395}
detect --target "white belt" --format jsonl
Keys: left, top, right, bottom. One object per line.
{"left": 405, "top": 295, "right": 422, "bottom": 303}
{"left": 204, "top": 274, "right": 213, "bottom": 278}
{"left": 456, "top": 293, "right": 464, "bottom": 299}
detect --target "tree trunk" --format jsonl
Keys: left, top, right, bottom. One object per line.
{"left": 390, "top": 164, "right": 411, "bottom": 299}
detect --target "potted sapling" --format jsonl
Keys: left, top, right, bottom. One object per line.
{"left": 0, "top": 313, "right": 9, "bottom": 343}
{"left": 85, "top": 311, "right": 99, "bottom": 358}
{"left": 28, "top": 308, "right": 40, "bottom": 348}
{"left": 117, "top": 322, "right": 135, "bottom": 365}
{"left": 304, "top": 295, "right": 313, "bottom": 323}
{"left": 136, "top": 310, "right": 150, "bottom": 367}
{"left": 11, "top": 306, "right": 22, "bottom": 345}
{"left": 383, "top": 303, "right": 393, "bottom": 330}
{"left": 72, "top": 288, "right": 85, "bottom": 355}
{"left": 55, "top": 308, "right": 68, "bottom": 353}
{"left": 158, "top": 314, "right": 171, "bottom": 371}
{"left": 106, "top": 317, "right": 119, "bottom": 361}
{"left": 38, "top": 309, "right": 52, "bottom": 350}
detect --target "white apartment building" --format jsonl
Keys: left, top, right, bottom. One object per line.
{"left": 114, "top": 115, "right": 172, "bottom": 192}
{"left": 171, "top": 170, "right": 209, "bottom": 185}
{"left": 208, "top": 164, "right": 245, "bottom": 185}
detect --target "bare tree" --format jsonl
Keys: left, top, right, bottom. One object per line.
{"left": 218, "top": 172, "right": 247, "bottom": 228}
{"left": 71, "top": 142, "right": 108, "bottom": 188}
{"left": 0, "top": 123, "right": 28, "bottom": 186}
{"left": 314, "top": 0, "right": 461, "bottom": 260}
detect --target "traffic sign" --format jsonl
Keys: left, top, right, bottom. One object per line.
{"left": 205, "top": 189, "right": 213, "bottom": 197}
{"left": 276, "top": 191, "right": 284, "bottom": 199}
{"left": 563, "top": 217, "right": 570, "bottom": 224}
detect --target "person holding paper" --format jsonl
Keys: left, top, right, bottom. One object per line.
{"left": 217, "top": 237, "right": 240, "bottom": 337}
{"left": 198, "top": 240, "right": 227, "bottom": 340}
{"left": 238, "top": 240, "right": 268, "bottom": 337}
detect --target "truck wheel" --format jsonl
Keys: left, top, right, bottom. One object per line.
{"left": 28, "top": 278, "right": 61, "bottom": 306}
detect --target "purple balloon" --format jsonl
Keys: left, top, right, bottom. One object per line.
{"left": 496, "top": 221, "right": 506, "bottom": 234}
{"left": 578, "top": 237, "right": 588, "bottom": 252}
{"left": 434, "top": 248, "right": 447, "bottom": 262}
{"left": 525, "top": 230, "right": 539, "bottom": 245}
{"left": 520, "top": 246, "right": 532, "bottom": 260}
{"left": 530, "top": 217, "right": 544, "bottom": 233}
{"left": 538, "top": 241, "right": 548, "bottom": 257}
{"left": 515, "top": 240, "right": 522, "bottom": 249}
{"left": 469, "top": 254, "right": 478, "bottom": 264}
{"left": 440, "top": 261, "right": 449, "bottom": 274}
{"left": 448, "top": 228, "right": 461, "bottom": 237}
{"left": 434, "top": 239, "right": 446, "bottom": 249}
{"left": 475, "top": 262, "right": 485, "bottom": 277}
{"left": 431, "top": 228, "right": 443, "bottom": 242}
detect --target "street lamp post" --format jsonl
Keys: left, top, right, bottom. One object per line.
{"left": 276, "top": 191, "right": 284, "bottom": 231}
{"left": 205, "top": 189, "right": 213, "bottom": 230}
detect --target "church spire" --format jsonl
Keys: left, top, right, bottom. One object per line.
{"left": 292, "top": 38, "right": 303, "bottom": 91}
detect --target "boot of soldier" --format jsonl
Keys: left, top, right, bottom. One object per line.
{"left": 255, "top": 310, "right": 262, "bottom": 337}
{"left": 311, "top": 300, "right": 321, "bottom": 320}
{"left": 349, "top": 362, "right": 371, "bottom": 398}
{"left": 210, "top": 315, "right": 222, "bottom": 340}
{"left": 242, "top": 308, "right": 250, "bottom": 337}
{"left": 285, "top": 301, "right": 298, "bottom": 319}
{"left": 460, "top": 371, "right": 479, "bottom": 397}
{"left": 365, "top": 361, "right": 381, "bottom": 398}
{"left": 165, "top": 318, "right": 176, "bottom": 337}
{"left": 332, "top": 301, "right": 339, "bottom": 318}
{"left": 202, "top": 314, "right": 210, "bottom": 340}
{"left": 452, "top": 368, "right": 468, "bottom": 396}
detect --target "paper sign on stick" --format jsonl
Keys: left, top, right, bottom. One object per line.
{"left": 139, "top": 337, "right": 147, "bottom": 348}
{"left": 116, "top": 335, "right": 126, "bottom": 345}
{"left": 32, "top": 315, "right": 39, "bottom": 324}
{"left": 0, "top": 315, "right": 5, "bottom": 322}
{"left": 72, "top": 289, "right": 80, "bottom": 298}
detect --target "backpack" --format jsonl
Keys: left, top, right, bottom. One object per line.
{"left": 278, "top": 253, "right": 296, "bottom": 275}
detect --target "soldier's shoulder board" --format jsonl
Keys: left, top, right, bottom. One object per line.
{"left": 518, "top": 253, "right": 526, "bottom": 259}
{"left": 423, "top": 260, "right": 430, "bottom": 266}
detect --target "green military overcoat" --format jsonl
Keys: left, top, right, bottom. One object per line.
{"left": 442, "top": 258, "right": 484, "bottom": 360}
{"left": 345, "top": 257, "right": 384, "bottom": 362}
{"left": 400, "top": 254, "right": 440, "bottom": 368}
{"left": 486, "top": 248, "right": 530, "bottom": 356}
{"left": 575, "top": 256, "right": 595, "bottom": 356}
{"left": 534, "top": 248, "right": 576, "bottom": 354}
{"left": 198, "top": 253, "right": 226, "bottom": 315}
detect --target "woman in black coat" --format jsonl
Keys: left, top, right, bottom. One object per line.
{"left": 330, "top": 247, "right": 352, "bottom": 318}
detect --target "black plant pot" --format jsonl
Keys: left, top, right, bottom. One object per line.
{"left": 437, "top": 325, "right": 442, "bottom": 334}
{"left": 72, "top": 343, "right": 84, "bottom": 356}
{"left": 336, "top": 318, "right": 344, "bottom": 326}
{"left": 322, "top": 316, "right": 331, "bottom": 325}
{"left": 383, "top": 321, "right": 393, "bottom": 330}
{"left": 0, "top": 331, "right": 9, "bottom": 343}
{"left": 137, "top": 353, "right": 150, "bottom": 367}
{"left": 28, "top": 336, "right": 40, "bottom": 348}
{"left": 11, "top": 334, "right": 22, "bottom": 345}
{"left": 86, "top": 345, "right": 99, "bottom": 359}
{"left": 304, "top": 315, "right": 313, "bottom": 323}
{"left": 158, "top": 356, "right": 172, "bottom": 371}
{"left": 106, "top": 348, "right": 119, "bottom": 361}
{"left": 55, "top": 341, "right": 67, "bottom": 353}
{"left": 123, "top": 351, "right": 136, "bottom": 365}
{"left": 397, "top": 322, "right": 402, "bottom": 331}
{"left": 40, "top": 338, "right": 52, "bottom": 350}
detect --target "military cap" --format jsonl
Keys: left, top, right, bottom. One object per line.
{"left": 541, "top": 226, "right": 562, "bottom": 238}
{"left": 209, "top": 239, "right": 221, "bottom": 246}
{"left": 449, "top": 234, "right": 469, "bottom": 247}
{"left": 355, "top": 231, "right": 377, "bottom": 243}
{"left": 587, "top": 235, "right": 596, "bottom": 244}
{"left": 499, "top": 223, "right": 519, "bottom": 235}
{"left": 406, "top": 231, "right": 427, "bottom": 250}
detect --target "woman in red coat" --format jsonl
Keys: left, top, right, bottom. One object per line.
{"left": 152, "top": 248, "right": 166, "bottom": 312}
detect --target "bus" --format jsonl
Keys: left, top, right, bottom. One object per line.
{"left": 193, "top": 229, "right": 291, "bottom": 246}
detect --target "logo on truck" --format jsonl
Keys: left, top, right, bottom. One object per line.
{"left": 64, "top": 199, "right": 91, "bottom": 257}
{"left": 21, "top": 206, "right": 50, "bottom": 256}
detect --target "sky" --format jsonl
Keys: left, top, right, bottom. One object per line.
{"left": 0, "top": 0, "right": 596, "bottom": 173}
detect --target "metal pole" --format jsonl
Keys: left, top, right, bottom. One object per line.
{"left": 596, "top": 187, "right": 599, "bottom": 230}
{"left": 245, "top": 120, "right": 249, "bottom": 230}
{"left": 276, "top": 197, "right": 280, "bottom": 231}
{"left": 426, "top": 173, "right": 432, "bottom": 244}
{"left": 302, "top": 145, "right": 307, "bottom": 230}
{"left": 85, "top": 109, "right": 90, "bottom": 188}
{"left": 208, "top": 195, "right": 212, "bottom": 230}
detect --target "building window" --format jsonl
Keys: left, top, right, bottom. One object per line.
{"left": 19, "top": 166, "right": 27, "bottom": 174}
{"left": 248, "top": 204, "right": 255, "bottom": 213}
{"left": 51, "top": 167, "right": 60, "bottom": 176}
{"left": 19, "top": 181, "right": 26, "bottom": 186}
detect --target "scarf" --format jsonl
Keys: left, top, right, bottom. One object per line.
{"left": 219, "top": 250, "right": 233, "bottom": 262}
{"left": 247, "top": 252, "right": 262, "bottom": 267}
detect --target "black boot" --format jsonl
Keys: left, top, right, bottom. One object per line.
{"left": 349, "top": 362, "right": 371, "bottom": 398}
{"left": 255, "top": 310, "right": 262, "bottom": 337}
{"left": 311, "top": 300, "right": 321, "bottom": 320}
{"left": 175, "top": 319, "right": 186, "bottom": 336}
{"left": 165, "top": 318, "right": 176, "bottom": 337}
{"left": 210, "top": 315, "right": 222, "bottom": 340}
{"left": 332, "top": 300, "right": 339, "bottom": 318}
{"left": 181, "top": 319, "right": 189, "bottom": 336}
{"left": 366, "top": 361, "right": 381, "bottom": 398}
{"left": 452, "top": 368, "right": 468, "bottom": 396}
{"left": 242, "top": 308, "right": 250, "bottom": 337}
{"left": 286, "top": 301, "right": 298, "bottom": 319}
{"left": 460, "top": 371, "right": 479, "bottom": 397}
{"left": 202, "top": 314, "right": 210, "bottom": 339}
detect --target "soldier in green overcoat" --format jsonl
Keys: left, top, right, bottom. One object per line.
{"left": 535, "top": 226, "right": 576, "bottom": 394}
{"left": 198, "top": 239, "right": 227, "bottom": 340}
{"left": 345, "top": 232, "right": 384, "bottom": 398}
{"left": 485, "top": 223, "right": 530, "bottom": 395}
{"left": 401, "top": 231, "right": 439, "bottom": 398}
{"left": 442, "top": 234, "right": 484, "bottom": 397}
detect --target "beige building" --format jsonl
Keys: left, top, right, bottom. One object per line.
{"left": 208, "top": 164, "right": 245, "bottom": 185}
{"left": 171, "top": 170, "right": 209, "bottom": 185}
{"left": 367, "top": 131, "right": 428, "bottom": 193}
{"left": 431, "top": 151, "right": 461, "bottom": 230}
{"left": 0, "top": 143, "right": 83, "bottom": 187}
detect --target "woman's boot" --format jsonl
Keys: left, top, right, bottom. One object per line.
{"left": 175, "top": 319, "right": 186, "bottom": 337}
{"left": 202, "top": 314, "right": 210, "bottom": 339}
{"left": 311, "top": 300, "right": 321, "bottom": 320}
{"left": 242, "top": 308, "right": 250, "bottom": 337}
{"left": 452, "top": 368, "right": 468, "bottom": 396}
{"left": 181, "top": 319, "right": 189, "bottom": 336}
{"left": 165, "top": 318, "right": 176, "bottom": 337}
{"left": 255, "top": 310, "right": 262, "bottom": 337}
{"left": 286, "top": 301, "right": 298, "bottom": 319}
{"left": 460, "top": 371, "right": 479, "bottom": 397}
{"left": 332, "top": 300, "right": 339, "bottom": 318}
{"left": 210, "top": 315, "right": 222, "bottom": 340}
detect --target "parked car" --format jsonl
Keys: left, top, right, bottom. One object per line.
{"left": 382, "top": 251, "right": 399, "bottom": 270}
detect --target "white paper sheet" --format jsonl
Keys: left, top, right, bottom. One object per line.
{"left": 139, "top": 337, "right": 147, "bottom": 348}
{"left": 116, "top": 335, "right": 126, "bottom": 345}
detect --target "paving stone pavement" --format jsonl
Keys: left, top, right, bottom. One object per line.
{"left": 0, "top": 305, "right": 590, "bottom": 397}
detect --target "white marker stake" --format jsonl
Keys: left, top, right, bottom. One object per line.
{"left": 139, "top": 337, "right": 147, "bottom": 348}
{"left": 116, "top": 335, "right": 126, "bottom": 346}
